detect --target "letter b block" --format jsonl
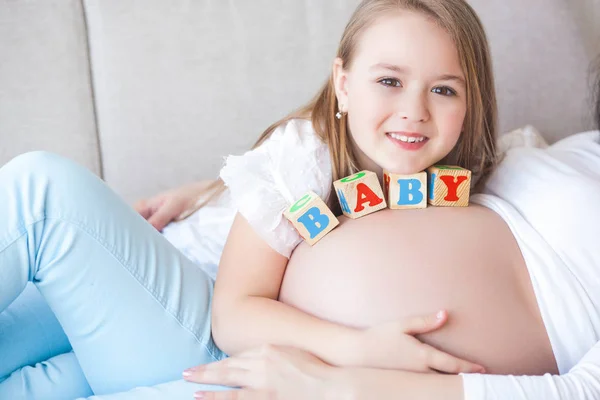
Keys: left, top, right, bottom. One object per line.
{"left": 333, "top": 171, "right": 387, "bottom": 219}
{"left": 284, "top": 191, "right": 339, "bottom": 245}
{"left": 384, "top": 170, "right": 428, "bottom": 209}
{"left": 427, "top": 165, "right": 472, "bottom": 207}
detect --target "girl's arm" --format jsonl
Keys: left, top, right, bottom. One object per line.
{"left": 212, "top": 214, "right": 483, "bottom": 373}
{"left": 134, "top": 180, "right": 216, "bottom": 231}
{"left": 211, "top": 213, "right": 359, "bottom": 366}
{"left": 211, "top": 214, "right": 483, "bottom": 373}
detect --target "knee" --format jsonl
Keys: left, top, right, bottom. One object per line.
{"left": 2, "top": 151, "right": 88, "bottom": 180}
{"left": 0, "top": 151, "right": 104, "bottom": 196}
{"left": 6, "top": 151, "right": 67, "bottom": 170}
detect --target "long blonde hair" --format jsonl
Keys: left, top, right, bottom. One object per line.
{"left": 193, "top": 0, "right": 497, "bottom": 214}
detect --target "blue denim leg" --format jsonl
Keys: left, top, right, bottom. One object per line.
{"left": 1, "top": 351, "right": 93, "bottom": 399}
{"left": 0, "top": 283, "right": 91, "bottom": 399}
{"left": 0, "top": 283, "right": 71, "bottom": 380}
{"left": 0, "top": 152, "right": 225, "bottom": 397}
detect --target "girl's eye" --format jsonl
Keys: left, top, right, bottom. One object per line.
{"left": 432, "top": 86, "right": 457, "bottom": 96}
{"left": 379, "top": 78, "right": 402, "bottom": 88}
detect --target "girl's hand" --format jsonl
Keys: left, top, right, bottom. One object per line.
{"left": 183, "top": 345, "right": 338, "bottom": 400}
{"left": 353, "top": 310, "right": 486, "bottom": 374}
{"left": 134, "top": 180, "right": 215, "bottom": 231}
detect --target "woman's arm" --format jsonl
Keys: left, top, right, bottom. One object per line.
{"left": 460, "top": 340, "right": 600, "bottom": 399}
{"left": 134, "top": 180, "right": 216, "bottom": 231}
{"left": 332, "top": 367, "right": 463, "bottom": 400}
{"left": 339, "top": 340, "right": 600, "bottom": 400}
{"left": 186, "top": 342, "right": 600, "bottom": 400}
{"left": 335, "top": 341, "right": 600, "bottom": 400}
{"left": 184, "top": 345, "right": 463, "bottom": 400}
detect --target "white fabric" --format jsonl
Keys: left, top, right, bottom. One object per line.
{"left": 161, "top": 190, "right": 236, "bottom": 281}
{"left": 462, "top": 342, "right": 600, "bottom": 400}
{"left": 218, "top": 119, "right": 332, "bottom": 258}
{"left": 496, "top": 125, "right": 549, "bottom": 154}
{"left": 463, "top": 130, "right": 600, "bottom": 399}
{"left": 161, "top": 119, "right": 332, "bottom": 271}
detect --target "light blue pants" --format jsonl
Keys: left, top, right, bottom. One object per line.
{"left": 0, "top": 152, "right": 229, "bottom": 399}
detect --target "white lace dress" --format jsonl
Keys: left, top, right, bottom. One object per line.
{"left": 160, "top": 118, "right": 332, "bottom": 279}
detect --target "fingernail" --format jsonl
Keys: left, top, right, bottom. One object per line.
{"left": 194, "top": 393, "right": 204, "bottom": 399}
{"left": 436, "top": 310, "right": 444, "bottom": 320}
{"left": 183, "top": 367, "right": 196, "bottom": 378}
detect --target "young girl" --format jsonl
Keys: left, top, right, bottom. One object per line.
{"left": 0, "top": 0, "right": 494, "bottom": 398}
{"left": 181, "top": 39, "right": 600, "bottom": 400}
{"left": 184, "top": 78, "right": 600, "bottom": 400}
{"left": 199, "top": 0, "right": 496, "bottom": 372}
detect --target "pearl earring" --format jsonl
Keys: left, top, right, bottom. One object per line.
{"left": 336, "top": 105, "right": 345, "bottom": 120}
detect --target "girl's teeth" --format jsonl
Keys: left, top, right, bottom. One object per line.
{"left": 389, "top": 133, "right": 426, "bottom": 143}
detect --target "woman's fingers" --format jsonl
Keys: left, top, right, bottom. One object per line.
{"left": 184, "top": 365, "right": 252, "bottom": 387}
{"left": 134, "top": 197, "right": 165, "bottom": 221}
{"left": 186, "top": 346, "right": 333, "bottom": 400}
{"left": 147, "top": 203, "right": 176, "bottom": 231}
{"left": 422, "top": 344, "right": 486, "bottom": 374}
{"left": 183, "top": 357, "right": 265, "bottom": 387}
{"left": 133, "top": 199, "right": 153, "bottom": 219}
{"left": 402, "top": 310, "right": 448, "bottom": 335}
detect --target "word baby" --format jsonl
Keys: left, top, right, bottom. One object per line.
{"left": 284, "top": 166, "right": 471, "bottom": 245}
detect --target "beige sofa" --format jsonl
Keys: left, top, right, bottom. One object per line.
{"left": 1, "top": 0, "right": 598, "bottom": 206}
{"left": 0, "top": 0, "right": 599, "bottom": 398}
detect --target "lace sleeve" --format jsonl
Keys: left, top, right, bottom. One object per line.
{"left": 219, "top": 119, "right": 332, "bottom": 258}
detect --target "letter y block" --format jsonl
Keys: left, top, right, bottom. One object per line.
{"left": 427, "top": 165, "right": 472, "bottom": 207}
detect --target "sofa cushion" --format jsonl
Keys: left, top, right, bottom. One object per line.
{"left": 0, "top": 0, "right": 100, "bottom": 175}
{"left": 84, "top": 0, "right": 594, "bottom": 202}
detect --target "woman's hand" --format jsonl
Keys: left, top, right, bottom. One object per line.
{"left": 184, "top": 343, "right": 467, "bottom": 400}
{"left": 134, "top": 180, "right": 215, "bottom": 231}
{"left": 183, "top": 345, "right": 339, "bottom": 400}
{"left": 351, "top": 310, "right": 485, "bottom": 374}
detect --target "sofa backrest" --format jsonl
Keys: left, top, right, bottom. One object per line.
{"left": 1, "top": 0, "right": 597, "bottom": 203}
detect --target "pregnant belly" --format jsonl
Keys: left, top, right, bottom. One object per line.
{"left": 279, "top": 205, "right": 558, "bottom": 375}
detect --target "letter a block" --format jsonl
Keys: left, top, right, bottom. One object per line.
{"left": 384, "top": 170, "right": 428, "bottom": 209}
{"left": 333, "top": 171, "right": 387, "bottom": 219}
{"left": 427, "top": 165, "right": 472, "bottom": 207}
{"left": 284, "top": 191, "right": 339, "bottom": 246}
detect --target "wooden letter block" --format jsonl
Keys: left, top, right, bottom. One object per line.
{"left": 384, "top": 170, "right": 428, "bottom": 209}
{"left": 284, "top": 191, "right": 339, "bottom": 245}
{"left": 426, "top": 165, "right": 472, "bottom": 207}
{"left": 333, "top": 170, "right": 387, "bottom": 219}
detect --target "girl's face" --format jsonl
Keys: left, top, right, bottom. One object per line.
{"left": 334, "top": 11, "right": 467, "bottom": 176}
